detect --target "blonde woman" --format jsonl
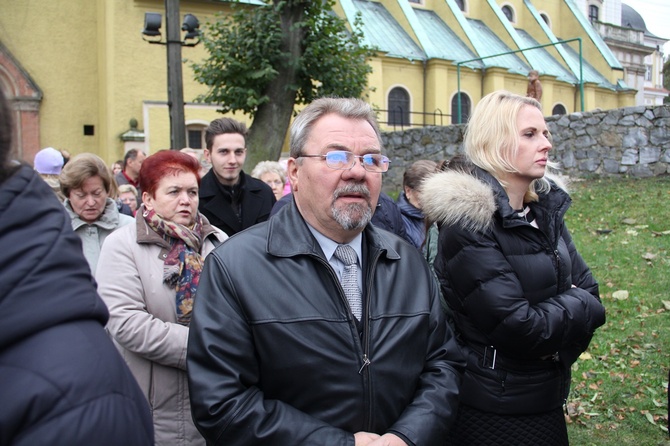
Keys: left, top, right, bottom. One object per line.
{"left": 422, "top": 90, "right": 605, "bottom": 445}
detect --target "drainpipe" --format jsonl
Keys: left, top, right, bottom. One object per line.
{"left": 423, "top": 59, "right": 427, "bottom": 126}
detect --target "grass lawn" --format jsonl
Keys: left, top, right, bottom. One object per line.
{"left": 564, "top": 175, "right": 670, "bottom": 445}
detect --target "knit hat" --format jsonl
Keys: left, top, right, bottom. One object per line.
{"left": 34, "top": 147, "right": 64, "bottom": 175}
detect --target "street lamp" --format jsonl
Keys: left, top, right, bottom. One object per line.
{"left": 142, "top": 0, "right": 200, "bottom": 150}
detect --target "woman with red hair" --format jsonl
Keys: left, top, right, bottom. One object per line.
{"left": 96, "top": 150, "right": 228, "bottom": 445}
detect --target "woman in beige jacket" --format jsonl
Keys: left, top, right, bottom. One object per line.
{"left": 96, "top": 151, "right": 227, "bottom": 445}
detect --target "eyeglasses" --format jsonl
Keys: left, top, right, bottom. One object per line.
{"left": 298, "top": 150, "right": 390, "bottom": 173}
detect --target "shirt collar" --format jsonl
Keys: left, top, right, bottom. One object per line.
{"left": 306, "top": 223, "right": 363, "bottom": 266}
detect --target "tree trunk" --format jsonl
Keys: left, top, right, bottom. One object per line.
{"left": 245, "top": 1, "right": 307, "bottom": 169}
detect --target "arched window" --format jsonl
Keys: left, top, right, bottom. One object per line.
{"left": 455, "top": 0, "right": 465, "bottom": 12}
{"left": 540, "top": 13, "right": 550, "bottom": 27}
{"left": 502, "top": 5, "right": 515, "bottom": 22}
{"left": 451, "top": 92, "right": 471, "bottom": 124}
{"left": 388, "top": 87, "right": 410, "bottom": 127}
{"left": 552, "top": 104, "right": 567, "bottom": 116}
{"left": 588, "top": 5, "right": 599, "bottom": 22}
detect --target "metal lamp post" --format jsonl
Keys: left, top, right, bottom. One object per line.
{"left": 142, "top": 0, "right": 200, "bottom": 150}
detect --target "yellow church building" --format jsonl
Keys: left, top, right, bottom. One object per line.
{"left": 0, "top": 0, "right": 636, "bottom": 165}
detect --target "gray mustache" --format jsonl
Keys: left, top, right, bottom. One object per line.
{"left": 333, "top": 184, "right": 371, "bottom": 199}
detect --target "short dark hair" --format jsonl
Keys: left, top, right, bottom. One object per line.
{"left": 123, "top": 149, "right": 144, "bottom": 169}
{"left": 205, "top": 118, "right": 248, "bottom": 150}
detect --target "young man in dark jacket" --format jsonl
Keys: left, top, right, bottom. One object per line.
{"left": 0, "top": 90, "right": 153, "bottom": 445}
{"left": 188, "top": 98, "right": 463, "bottom": 445}
{"left": 199, "top": 117, "right": 275, "bottom": 236}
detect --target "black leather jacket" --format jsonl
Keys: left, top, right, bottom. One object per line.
{"left": 188, "top": 202, "right": 463, "bottom": 445}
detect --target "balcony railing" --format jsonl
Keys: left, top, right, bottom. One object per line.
{"left": 376, "top": 108, "right": 448, "bottom": 130}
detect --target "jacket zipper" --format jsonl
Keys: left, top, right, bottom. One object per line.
{"left": 361, "top": 250, "right": 381, "bottom": 431}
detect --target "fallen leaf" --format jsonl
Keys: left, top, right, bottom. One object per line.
{"left": 644, "top": 412, "right": 656, "bottom": 425}
{"left": 641, "top": 252, "right": 656, "bottom": 260}
{"left": 662, "top": 300, "right": 670, "bottom": 311}
{"left": 612, "top": 290, "right": 629, "bottom": 300}
{"left": 579, "top": 352, "right": 593, "bottom": 360}
{"left": 622, "top": 218, "right": 637, "bottom": 225}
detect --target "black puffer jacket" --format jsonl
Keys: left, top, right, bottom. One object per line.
{"left": 422, "top": 167, "right": 605, "bottom": 414}
{"left": 188, "top": 201, "right": 463, "bottom": 445}
{"left": 0, "top": 166, "right": 153, "bottom": 445}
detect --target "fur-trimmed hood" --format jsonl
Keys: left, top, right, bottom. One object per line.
{"left": 421, "top": 168, "right": 570, "bottom": 234}
{"left": 421, "top": 170, "right": 497, "bottom": 234}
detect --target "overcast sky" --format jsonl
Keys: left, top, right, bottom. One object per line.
{"left": 621, "top": 0, "right": 670, "bottom": 54}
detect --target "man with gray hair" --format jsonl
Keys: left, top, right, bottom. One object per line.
{"left": 188, "top": 97, "right": 463, "bottom": 445}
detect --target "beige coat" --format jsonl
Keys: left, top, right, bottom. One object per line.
{"left": 96, "top": 214, "right": 227, "bottom": 446}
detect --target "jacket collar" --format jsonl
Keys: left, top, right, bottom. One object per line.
{"left": 422, "top": 166, "right": 571, "bottom": 234}
{"left": 267, "top": 200, "right": 400, "bottom": 261}
{"left": 65, "top": 197, "right": 122, "bottom": 231}
{"left": 200, "top": 169, "right": 260, "bottom": 197}
{"left": 200, "top": 170, "right": 273, "bottom": 233}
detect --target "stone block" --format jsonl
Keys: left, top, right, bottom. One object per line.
{"left": 628, "top": 164, "right": 653, "bottom": 178}
{"left": 578, "top": 158, "right": 599, "bottom": 172}
{"left": 603, "top": 158, "right": 620, "bottom": 173}
{"left": 652, "top": 163, "right": 668, "bottom": 176}
{"left": 650, "top": 126, "right": 670, "bottom": 146}
{"left": 561, "top": 151, "right": 575, "bottom": 168}
{"left": 599, "top": 130, "right": 621, "bottom": 147}
{"left": 621, "top": 148, "right": 638, "bottom": 165}
{"left": 622, "top": 128, "right": 647, "bottom": 148}
{"left": 639, "top": 147, "right": 660, "bottom": 164}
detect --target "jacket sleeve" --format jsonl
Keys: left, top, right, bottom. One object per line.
{"left": 438, "top": 225, "right": 605, "bottom": 358}
{"left": 187, "top": 253, "right": 354, "bottom": 446}
{"left": 96, "top": 228, "right": 189, "bottom": 370}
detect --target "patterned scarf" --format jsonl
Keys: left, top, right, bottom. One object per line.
{"left": 143, "top": 208, "right": 204, "bottom": 325}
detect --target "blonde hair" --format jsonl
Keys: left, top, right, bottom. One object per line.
{"left": 118, "top": 183, "right": 138, "bottom": 197}
{"left": 60, "top": 153, "right": 115, "bottom": 199}
{"left": 464, "top": 90, "right": 553, "bottom": 202}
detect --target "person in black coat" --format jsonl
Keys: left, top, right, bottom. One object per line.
{"left": 0, "top": 89, "right": 153, "bottom": 445}
{"left": 422, "top": 91, "right": 605, "bottom": 446}
{"left": 199, "top": 117, "right": 275, "bottom": 236}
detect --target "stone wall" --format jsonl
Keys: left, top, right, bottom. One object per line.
{"left": 381, "top": 105, "right": 670, "bottom": 193}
